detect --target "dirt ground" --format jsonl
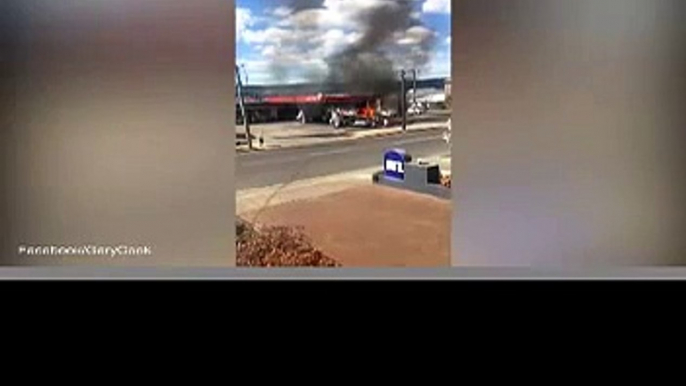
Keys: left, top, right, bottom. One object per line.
{"left": 244, "top": 185, "right": 451, "bottom": 267}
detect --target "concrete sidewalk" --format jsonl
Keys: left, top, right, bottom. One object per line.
{"left": 237, "top": 119, "right": 449, "bottom": 152}
{"left": 237, "top": 166, "right": 377, "bottom": 218}
{"left": 237, "top": 153, "right": 451, "bottom": 217}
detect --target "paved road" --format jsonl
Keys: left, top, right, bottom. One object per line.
{"left": 237, "top": 128, "right": 448, "bottom": 190}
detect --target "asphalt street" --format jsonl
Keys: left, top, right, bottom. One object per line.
{"left": 236, "top": 128, "right": 449, "bottom": 190}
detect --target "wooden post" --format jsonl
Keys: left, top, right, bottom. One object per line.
{"left": 400, "top": 70, "right": 407, "bottom": 131}
{"left": 235, "top": 65, "right": 252, "bottom": 150}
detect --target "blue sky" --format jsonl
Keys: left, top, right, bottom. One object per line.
{"left": 236, "top": 0, "right": 451, "bottom": 85}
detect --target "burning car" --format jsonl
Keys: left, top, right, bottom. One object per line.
{"left": 329, "top": 103, "right": 397, "bottom": 129}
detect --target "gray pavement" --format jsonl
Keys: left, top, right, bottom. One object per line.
{"left": 236, "top": 128, "right": 449, "bottom": 190}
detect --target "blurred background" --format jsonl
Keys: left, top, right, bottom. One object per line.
{"left": 1, "top": 1, "right": 236, "bottom": 266}
{"left": 452, "top": 0, "right": 686, "bottom": 266}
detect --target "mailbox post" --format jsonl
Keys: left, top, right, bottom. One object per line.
{"left": 375, "top": 148, "right": 450, "bottom": 200}
{"left": 384, "top": 149, "right": 410, "bottom": 181}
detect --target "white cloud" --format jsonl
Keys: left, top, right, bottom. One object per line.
{"left": 239, "top": 57, "right": 328, "bottom": 85}
{"left": 397, "top": 25, "right": 436, "bottom": 45}
{"left": 260, "top": 46, "right": 276, "bottom": 57}
{"left": 237, "top": 0, "right": 449, "bottom": 84}
{"left": 423, "top": 50, "right": 451, "bottom": 78}
{"left": 271, "top": 6, "right": 292, "bottom": 18}
{"left": 320, "top": 29, "right": 362, "bottom": 56}
{"left": 240, "top": 0, "right": 380, "bottom": 68}
{"left": 242, "top": 27, "right": 296, "bottom": 45}
{"left": 275, "top": 0, "right": 405, "bottom": 30}
{"left": 236, "top": 6, "right": 271, "bottom": 41}
{"left": 235, "top": 7, "right": 254, "bottom": 41}
{"left": 446, "top": 36, "right": 451, "bottom": 45}
{"left": 421, "top": 0, "right": 451, "bottom": 14}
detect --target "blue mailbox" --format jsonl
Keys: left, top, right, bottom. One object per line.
{"left": 384, "top": 148, "right": 410, "bottom": 181}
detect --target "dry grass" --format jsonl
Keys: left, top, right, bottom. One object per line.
{"left": 236, "top": 219, "right": 341, "bottom": 267}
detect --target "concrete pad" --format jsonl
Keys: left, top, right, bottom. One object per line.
{"left": 413, "top": 154, "right": 451, "bottom": 178}
{"left": 243, "top": 185, "right": 451, "bottom": 267}
{"left": 237, "top": 166, "right": 378, "bottom": 217}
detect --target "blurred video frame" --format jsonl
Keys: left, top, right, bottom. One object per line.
{"left": 234, "top": 0, "right": 453, "bottom": 267}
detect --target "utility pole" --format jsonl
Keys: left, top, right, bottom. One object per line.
{"left": 235, "top": 64, "right": 253, "bottom": 150}
{"left": 400, "top": 69, "right": 407, "bottom": 132}
{"left": 241, "top": 64, "right": 248, "bottom": 85}
{"left": 411, "top": 69, "right": 417, "bottom": 107}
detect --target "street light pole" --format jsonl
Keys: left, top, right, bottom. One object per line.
{"left": 241, "top": 64, "right": 248, "bottom": 85}
{"left": 412, "top": 69, "right": 417, "bottom": 107}
{"left": 400, "top": 69, "right": 407, "bottom": 132}
{"left": 235, "top": 64, "right": 253, "bottom": 150}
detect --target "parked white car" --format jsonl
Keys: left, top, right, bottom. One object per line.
{"left": 407, "top": 103, "right": 427, "bottom": 116}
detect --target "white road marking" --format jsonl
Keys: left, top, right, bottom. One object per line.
{"left": 388, "top": 135, "right": 444, "bottom": 146}
{"left": 239, "top": 156, "right": 303, "bottom": 167}
{"left": 308, "top": 147, "right": 357, "bottom": 157}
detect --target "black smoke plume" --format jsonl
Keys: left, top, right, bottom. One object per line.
{"left": 277, "top": 0, "right": 437, "bottom": 94}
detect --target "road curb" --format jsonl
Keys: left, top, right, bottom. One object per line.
{"left": 349, "top": 126, "right": 439, "bottom": 140}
